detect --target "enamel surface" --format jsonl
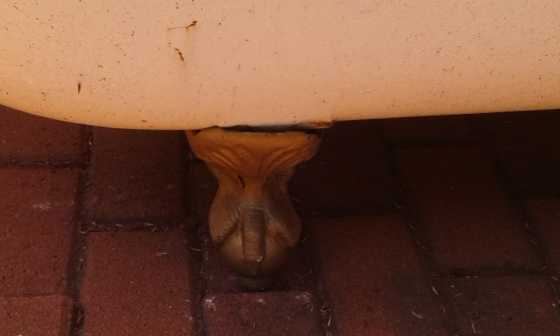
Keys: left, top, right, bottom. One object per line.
{"left": 1, "top": 1, "right": 559, "bottom": 129}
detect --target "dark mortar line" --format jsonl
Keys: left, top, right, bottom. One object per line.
{"left": 490, "top": 143, "right": 560, "bottom": 317}
{"left": 491, "top": 149, "right": 549, "bottom": 268}
{"left": 68, "top": 126, "right": 94, "bottom": 336}
{"left": 466, "top": 112, "right": 560, "bottom": 312}
{"left": 85, "top": 226, "right": 174, "bottom": 233}
{"left": 182, "top": 134, "right": 209, "bottom": 336}
{"left": 551, "top": 276, "right": 560, "bottom": 318}
{"left": 0, "top": 159, "right": 86, "bottom": 169}
{"left": 514, "top": 190, "right": 560, "bottom": 199}
{"left": 0, "top": 291, "right": 74, "bottom": 299}
{"left": 441, "top": 268, "right": 552, "bottom": 279}
{"left": 183, "top": 216, "right": 207, "bottom": 336}
{"left": 383, "top": 139, "right": 459, "bottom": 336}
{"left": 86, "top": 216, "right": 184, "bottom": 232}
{"left": 304, "top": 223, "right": 340, "bottom": 336}
{"left": 443, "top": 273, "right": 553, "bottom": 280}
{"left": 197, "top": 227, "right": 213, "bottom": 336}
{"left": 295, "top": 205, "right": 396, "bottom": 220}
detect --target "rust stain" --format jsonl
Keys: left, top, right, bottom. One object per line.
{"left": 185, "top": 20, "right": 198, "bottom": 30}
{"left": 167, "top": 20, "right": 198, "bottom": 32}
{"left": 174, "top": 48, "right": 185, "bottom": 62}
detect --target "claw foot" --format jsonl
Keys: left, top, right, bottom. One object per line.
{"left": 186, "top": 128, "right": 320, "bottom": 278}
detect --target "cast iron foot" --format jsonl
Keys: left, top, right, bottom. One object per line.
{"left": 186, "top": 127, "right": 320, "bottom": 279}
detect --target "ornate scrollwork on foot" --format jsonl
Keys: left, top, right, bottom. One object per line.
{"left": 186, "top": 128, "right": 320, "bottom": 278}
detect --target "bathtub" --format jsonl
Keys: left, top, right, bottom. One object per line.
{"left": 2, "top": 0, "right": 559, "bottom": 130}
{"left": 2, "top": 0, "right": 559, "bottom": 280}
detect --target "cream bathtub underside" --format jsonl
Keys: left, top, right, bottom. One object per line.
{"left": 1, "top": 0, "right": 559, "bottom": 130}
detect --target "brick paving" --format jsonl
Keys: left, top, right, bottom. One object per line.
{"left": 203, "top": 292, "right": 322, "bottom": 336}
{"left": 0, "top": 105, "right": 85, "bottom": 164}
{"left": 81, "top": 231, "right": 196, "bottom": 335}
{"left": 2, "top": 105, "right": 560, "bottom": 335}
{"left": 396, "top": 146, "right": 540, "bottom": 273}
{"left": 291, "top": 120, "right": 396, "bottom": 216}
{"left": 0, "top": 168, "right": 79, "bottom": 296}
{"left": 87, "top": 128, "right": 186, "bottom": 225}
{"left": 526, "top": 199, "right": 560, "bottom": 271}
{"left": 443, "top": 276, "right": 560, "bottom": 336}
{"left": 0, "top": 294, "right": 73, "bottom": 336}
{"left": 312, "top": 216, "right": 447, "bottom": 336}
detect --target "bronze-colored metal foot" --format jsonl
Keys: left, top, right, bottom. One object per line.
{"left": 186, "top": 128, "right": 320, "bottom": 278}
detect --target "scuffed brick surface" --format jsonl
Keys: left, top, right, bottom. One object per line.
{"left": 397, "top": 146, "right": 539, "bottom": 272}
{"left": 313, "top": 216, "right": 447, "bottom": 336}
{"left": 81, "top": 231, "right": 195, "bottom": 336}
{"left": 204, "top": 291, "right": 321, "bottom": 336}
{"left": 526, "top": 199, "right": 560, "bottom": 270}
{"left": 0, "top": 294, "right": 73, "bottom": 336}
{"left": 0, "top": 168, "right": 78, "bottom": 295}
{"left": 472, "top": 111, "right": 560, "bottom": 195}
{"left": 444, "top": 276, "right": 560, "bottom": 336}
{"left": 0, "top": 105, "right": 84, "bottom": 162}
{"left": 88, "top": 128, "right": 186, "bottom": 223}
{"left": 291, "top": 121, "right": 396, "bottom": 216}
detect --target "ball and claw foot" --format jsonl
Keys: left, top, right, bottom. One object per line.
{"left": 186, "top": 128, "right": 320, "bottom": 283}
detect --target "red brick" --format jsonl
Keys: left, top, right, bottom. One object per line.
{"left": 526, "top": 199, "right": 560, "bottom": 270}
{"left": 0, "top": 105, "right": 84, "bottom": 162}
{"left": 81, "top": 230, "right": 195, "bottom": 336}
{"left": 313, "top": 215, "right": 447, "bottom": 336}
{"left": 0, "top": 168, "right": 79, "bottom": 295}
{"left": 444, "top": 276, "right": 560, "bottom": 336}
{"left": 88, "top": 128, "right": 186, "bottom": 223}
{"left": 397, "top": 146, "right": 539, "bottom": 272}
{"left": 204, "top": 291, "right": 321, "bottom": 336}
{"left": 471, "top": 110, "right": 560, "bottom": 149}
{"left": 472, "top": 110, "right": 560, "bottom": 195}
{"left": 291, "top": 121, "right": 396, "bottom": 216}
{"left": 498, "top": 147, "right": 560, "bottom": 196}
{"left": 0, "top": 294, "right": 73, "bottom": 336}
{"left": 381, "top": 115, "right": 473, "bottom": 143}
